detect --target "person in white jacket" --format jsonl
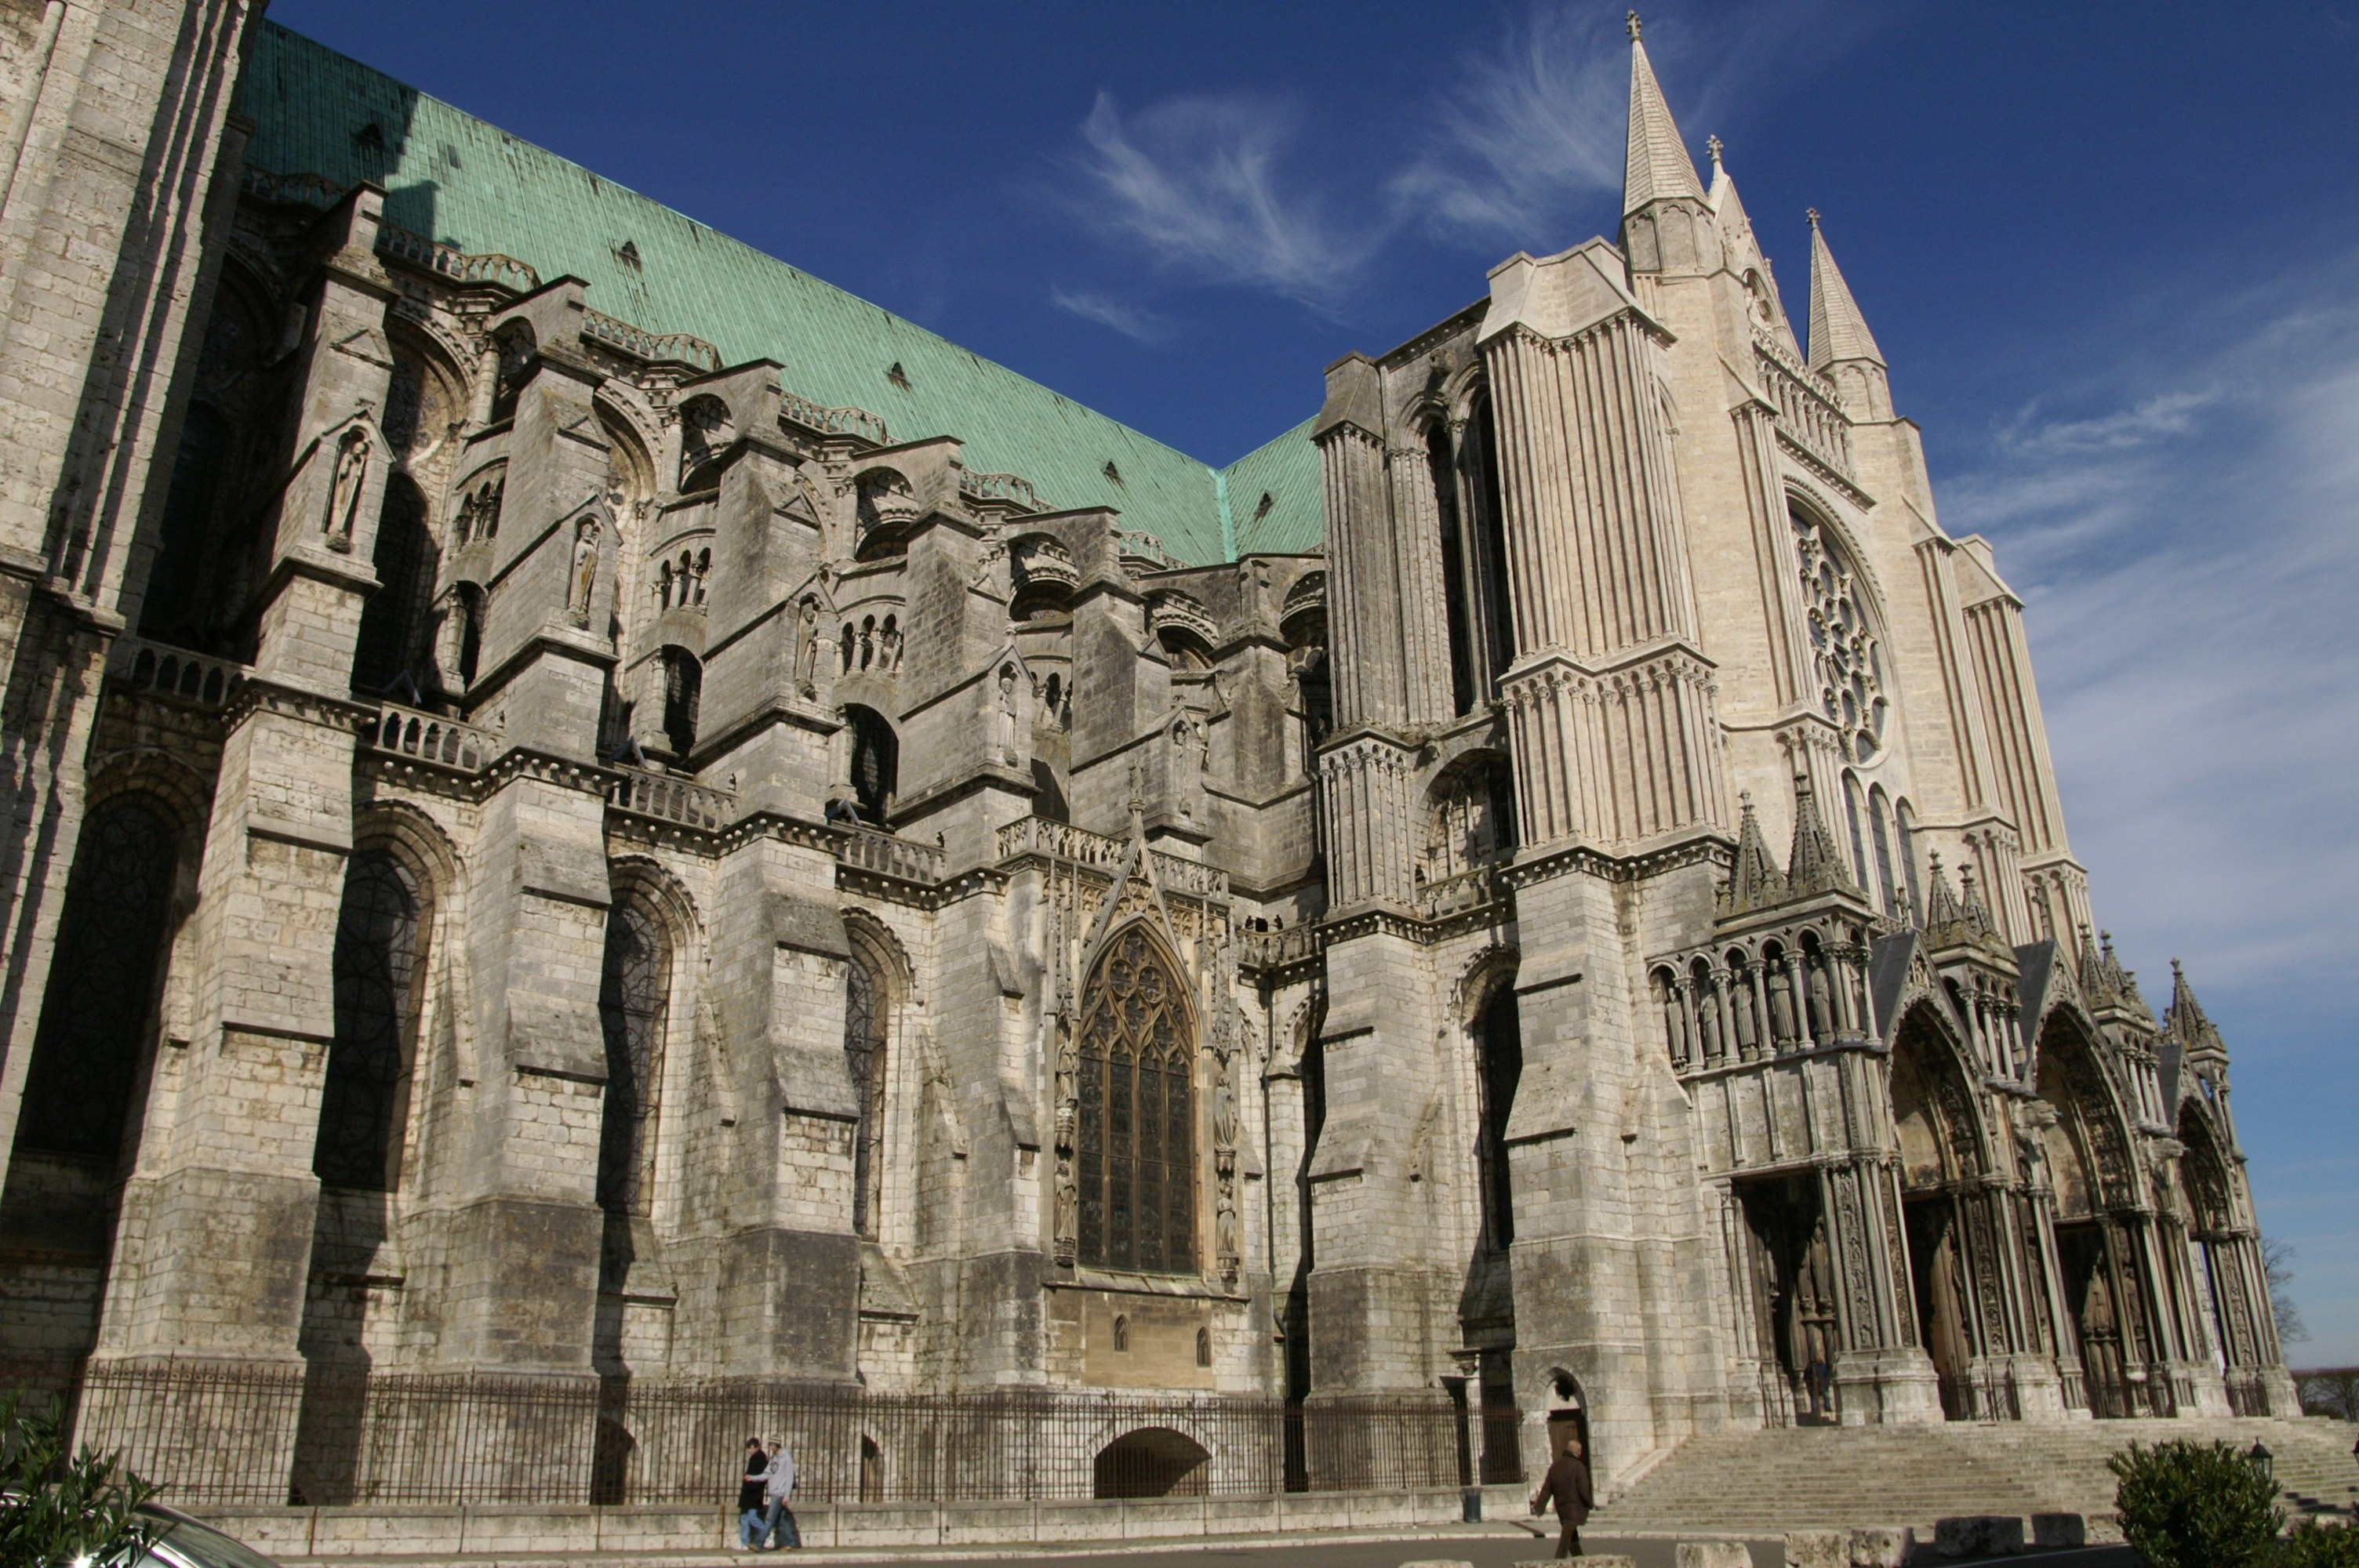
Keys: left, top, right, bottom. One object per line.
{"left": 760, "top": 1439, "right": 800, "bottom": 1550}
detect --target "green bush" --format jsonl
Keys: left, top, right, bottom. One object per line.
{"left": 2280, "top": 1520, "right": 2359, "bottom": 1568}
{"left": 2109, "top": 1438, "right": 2284, "bottom": 1568}
{"left": 0, "top": 1389, "right": 158, "bottom": 1568}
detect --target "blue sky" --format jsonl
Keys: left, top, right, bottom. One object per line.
{"left": 270, "top": 0, "right": 2359, "bottom": 1363}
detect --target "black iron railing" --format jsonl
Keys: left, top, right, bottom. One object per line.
{"left": 7, "top": 1359, "right": 1474, "bottom": 1509}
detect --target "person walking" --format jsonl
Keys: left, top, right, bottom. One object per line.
{"left": 1530, "top": 1434, "right": 1594, "bottom": 1559}
{"left": 1805, "top": 1352, "right": 1834, "bottom": 1421}
{"left": 737, "top": 1438, "right": 769, "bottom": 1549}
{"left": 761, "top": 1437, "right": 801, "bottom": 1550}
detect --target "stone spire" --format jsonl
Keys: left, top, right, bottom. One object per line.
{"left": 1722, "top": 789, "right": 1788, "bottom": 914}
{"left": 2165, "top": 958, "right": 2228, "bottom": 1065}
{"left": 1623, "top": 14, "right": 1706, "bottom": 216}
{"left": 1923, "top": 851, "right": 1961, "bottom": 932}
{"left": 1806, "top": 211, "right": 1885, "bottom": 372}
{"left": 1784, "top": 772, "right": 1853, "bottom": 897}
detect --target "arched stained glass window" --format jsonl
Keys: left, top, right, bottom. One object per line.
{"left": 845, "top": 951, "right": 888, "bottom": 1237}
{"left": 315, "top": 850, "right": 425, "bottom": 1190}
{"left": 597, "top": 899, "right": 670, "bottom": 1216}
{"left": 1078, "top": 927, "right": 1196, "bottom": 1274}
{"left": 1842, "top": 771, "right": 1872, "bottom": 894}
{"left": 1870, "top": 786, "right": 1898, "bottom": 916}
{"left": 20, "top": 800, "right": 178, "bottom": 1160}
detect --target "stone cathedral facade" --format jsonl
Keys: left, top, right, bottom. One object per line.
{"left": 0, "top": 3, "right": 2296, "bottom": 1508}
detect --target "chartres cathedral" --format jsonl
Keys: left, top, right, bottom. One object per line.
{"left": 0, "top": 2, "right": 2297, "bottom": 1510}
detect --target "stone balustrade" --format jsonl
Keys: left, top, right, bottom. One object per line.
{"left": 580, "top": 307, "right": 721, "bottom": 372}
{"left": 110, "top": 638, "right": 249, "bottom": 710}
{"left": 361, "top": 702, "right": 497, "bottom": 771}
{"left": 834, "top": 823, "right": 947, "bottom": 884}
{"left": 605, "top": 768, "right": 736, "bottom": 830}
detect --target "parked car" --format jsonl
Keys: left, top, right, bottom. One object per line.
{"left": 125, "top": 1505, "right": 285, "bottom": 1568}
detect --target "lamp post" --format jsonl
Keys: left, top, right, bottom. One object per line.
{"left": 2248, "top": 1440, "right": 2274, "bottom": 1483}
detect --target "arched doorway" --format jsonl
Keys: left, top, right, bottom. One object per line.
{"left": 2032, "top": 1013, "right": 2153, "bottom": 1417}
{"left": 2179, "top": 1103, "right": 2270, "bottom": 1412}
{"left": 1093, "top": 1427, "right": 1209, "bottom": 1498}
{"left": 1889, "top": 1004, "right": 1986, "bottom": 1419}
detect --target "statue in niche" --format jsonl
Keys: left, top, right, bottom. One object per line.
{"left": 568, "top": 518, "right": 599, "bottom": 627}
{"left": 324, "top": 427, "right": 369, "bottom": 552}
{"left": 1053, "top": 1149, "right": 1078, "bottom": 1266}
{"left": 1052, "top": 1014, "right": 1078, "bottom": 1145}
{"left": 1211, "top": 1043, "right": 1238, "bottom": 1152}
{"left": 794, "top": 595, "right": 821, "bottom": 697}
{"left": 994, "top": 662, "right": 1019, "bottom": 764}
{"left": 1215, "top": 1182, "right": 1240, "bottom": 1279}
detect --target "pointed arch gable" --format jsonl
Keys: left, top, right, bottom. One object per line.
{"left": 1888, "top": 996, "right": 1991, "bottom": 1187}
{"left": 2031, "top": 1007, "right": 2140, "bottom": 1215}
{"left": 1447, "top": 941, "right": 1520, "bottom": 1029}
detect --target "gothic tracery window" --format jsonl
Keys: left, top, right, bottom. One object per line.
{"left": 1791, "top": 506, "right": 1887, "bottom": 762}
{"left": 314, "top": 849, "right": 426, "bottom": 1190}
{"left": 844, "top": 949, "right": 888, "bottom": 1237}
{"left": 19, "top": 800, "right": 179, "bottom": 1160}
{"left": 1077, "top": 928, "right": 1196, "bottom": 1274}
{"left": 596, "top": 898, "right": 671, "bottom": 1216}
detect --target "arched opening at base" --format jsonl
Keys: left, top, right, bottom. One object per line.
{"left": 1092, "top": 1426, "right": 1209, "bottom": 1499}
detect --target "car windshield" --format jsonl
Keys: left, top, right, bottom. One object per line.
{"left": 138, "top": 1515, "right": 284, "bottom": 1568}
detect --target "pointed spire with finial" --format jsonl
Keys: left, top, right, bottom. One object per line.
{"left": 2164, "top": 957, "right": 2227, "bottom": 1063}
{"left": 1806, "top": 210, "right": 1886, "bottom": 372}
{"left": 1723, "top": 789, "right": 1788, "bottom": 914}
{"left": 1784, "top": 771, "right": 1854, "bottom": 896}
{"left": 1956, "top": 863, "right": 1997, "bottom": 943}
{"left": 1923, "top": 851, "right": 1961, "bottom": 933}
{"left": 1623, "top": 13, "right": 1707, "bottom": 217}
{"left": 2077, "top": 920, "right": 2110, "bottom": 1000}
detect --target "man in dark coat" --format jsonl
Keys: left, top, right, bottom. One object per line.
{"left": 1530, "top": 1435, "right": 1594, "bottom": 1558}
{"left": 737, "top": 1438, "right": 769, "bottom": 1549}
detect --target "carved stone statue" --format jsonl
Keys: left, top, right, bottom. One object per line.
{"left": 794, "top": 594, "right": 821, "bottom": 695}
{"left": 1215, "top": 1182, "right": 1240, "bottom": 1278}
{"left": 1053, "top": 1149, "right": 1078, "bottom": 1265}
{"left": 568, "top": 518, "right": 598, "bottom": 626}
{"left": 1212, "top": 1047, "right": 1238, "bottom": 1153}
{"left": 994, "top": 662, "right": 1019, "bottom": 764}
{"left": 325, "top": 427, "right": 369, "bottom": 552}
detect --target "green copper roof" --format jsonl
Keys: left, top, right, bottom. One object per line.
{"left": 239, "top": 23, "right": 1324, "bottom": 568}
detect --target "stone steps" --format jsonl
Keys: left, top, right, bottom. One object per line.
{"left": 1594, "top": 1417, "right": 2359, "bottom": 1535}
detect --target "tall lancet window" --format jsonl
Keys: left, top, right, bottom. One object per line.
{"left": 1428, "top": 422, "right": 1479, "bottom": 716}
{"left": 315, "top": 850, "right": 427, "bottom": 1190}
{"left": 1078, "top": 927, "right": 1196, "bottom": 1274}
{"left": 844, "top": 950, "right": 889, "bottom": 1237}
{"left": 597, "top": 898, "right": 671, "bottom": 1215}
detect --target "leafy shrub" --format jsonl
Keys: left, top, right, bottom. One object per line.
{"left": 0, "top": 1389, "right": 158, "bottom": 1568}
{"left": 2109, "top": 1438, "right": 2284, "bottom": 1568}
{"left": 2280, "top": 1520, "right": 2359, "bottom": 1568}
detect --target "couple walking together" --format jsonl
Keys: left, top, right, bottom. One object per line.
{"left": 738, "top": 1438, "right": 800, "bottom": 1550}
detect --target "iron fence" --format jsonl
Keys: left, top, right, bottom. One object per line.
{"left": 3, "top": 1359, "right": 1471, "bottom": 1509}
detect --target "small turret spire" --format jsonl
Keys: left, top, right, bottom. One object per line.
{"left": 1784, "top": 771, "right": 1854, "bottom": 896}
{"left": 1723, "top": 788, "right": 1788, "bottom": 914}
{"left": 1806, "top": 212, "right": 1886, "bottom": 372}
{"left": 1623, "top": 19, "right": 1706, "bottom": 216}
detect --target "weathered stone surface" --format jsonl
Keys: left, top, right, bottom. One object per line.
{"left": 0, "top": 1, "right": 2298, "bottom": 1522}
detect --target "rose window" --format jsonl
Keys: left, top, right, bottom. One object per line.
{"left": 1792, "top": 510, "right": 1886, "bottom": 762}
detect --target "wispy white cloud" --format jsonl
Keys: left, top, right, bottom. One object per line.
{"left": 1388, "top": 2, "right": 1628, "bottom": 241}
{"left": 1992, "top": 387, "right": 2223, "bottom": 459}
{"left": 1049, "top": 287, "right": 1176, "bottom": 345}
{"left": 1049, "top": 3, "right": 1895, "bottom": 318}
{"left": 1063, "top": 92, "right": 1377, "bottom": 311}
{"left": 1944, "top": 263, "right": 2359, "bottom": 990}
